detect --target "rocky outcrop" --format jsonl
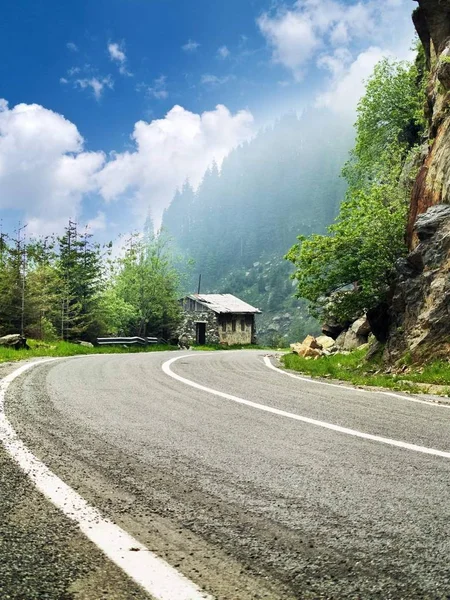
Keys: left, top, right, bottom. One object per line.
{"left": 384, "top": 1, "right": 450, "bottom": 363}
{"left": 0, "top": 334, "right": 29, "bottom": 350}
{"left": 385, "top": 205, "right": 450, "bottom": 362}
{"left": 407, "top": 0, "right": 450, "bottom": 248}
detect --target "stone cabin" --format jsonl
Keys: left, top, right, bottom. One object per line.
{"left": 178, "top": 294, "right": 261, "bottom": 346}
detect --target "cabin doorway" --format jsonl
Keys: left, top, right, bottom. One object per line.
{"left": 196, "top": 322, "right": 206, "bottom": 345}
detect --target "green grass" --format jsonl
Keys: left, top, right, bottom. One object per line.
{"left": 0, "top": 339, "right": 178, "bottom": 364}
{"left": 281, "top": 349, "right": 450, "bottom": 396}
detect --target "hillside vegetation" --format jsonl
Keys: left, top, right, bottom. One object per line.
{"left": 287, "top": 56, "right": 427, "bottom": 325}
{"left": 163, "top": 111, "right": 353, "bottom": 343}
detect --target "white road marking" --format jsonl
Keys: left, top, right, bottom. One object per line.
{"left": 263, "top": 356, "right": 450, "bottom": 409}
{"left": 0, "top": 359, "right": 213, "bottom": 600}
{"left": 163, "top": 355, "right": 450, "bottom": 460}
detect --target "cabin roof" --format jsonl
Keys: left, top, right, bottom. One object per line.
{"left": 186, "top": 293, "right": 261, "bottom": 314}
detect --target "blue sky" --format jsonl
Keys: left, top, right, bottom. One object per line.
{"left": 0, "top": 0, "right": 415, "bottom": 238}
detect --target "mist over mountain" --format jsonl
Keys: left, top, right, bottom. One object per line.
{"left": 162, "top": 110, "right": 354, "bottom": 343}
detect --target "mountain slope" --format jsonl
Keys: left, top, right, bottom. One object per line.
{"left": 163, "top": 111, "right": 353, "bottom": 343}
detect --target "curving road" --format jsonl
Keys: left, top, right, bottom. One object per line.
{"left": 4, "top": 350, "right": 450, "bottom": 599}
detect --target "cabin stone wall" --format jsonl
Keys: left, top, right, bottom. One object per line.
{"left": 177, "top": 310, "right": 220, "bottom": 345}
{"left": 218, "top": 314, "right": 255, "bottom": 345}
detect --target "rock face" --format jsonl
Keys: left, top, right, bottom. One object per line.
{"left": 385, "top": 205, "right": 450, "bottom": 362}
{"left": 0, "top": 334, "right": 29, "bottom": 350}
{"left": 407, "top": 0, "right": 450, "bottom": 248}
{"left": 384, "top": 0, "right": 450, "bottom": 363}
{"left": 335, "top": 329, "right": 366, "bottom": 352}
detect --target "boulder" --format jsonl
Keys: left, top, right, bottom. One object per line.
{"left": 302, "top": 335, "right": 321, "bottom": 349}
{"left": 178, "top": 334, "right": 191, "bottom": 350}
{"left": 316, "top": 335, "right": 336, "bottom": 350}
{"left": 0, "top": 334, "right": 29, "bottom": 350}
{"left": 350, "top": 316, "right": 371, "bottom": 338}
{"left": 335, "top": 329, "right": 367, "bottom": 351}
{"left": 290, "top": 343, "right": 321, "bottom": 358}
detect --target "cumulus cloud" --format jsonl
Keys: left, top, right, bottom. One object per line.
{"left": 66, "top": 41, "right": 78, "bottom": 52}
{"left": 74, "top": 76, "right": 114, "bottom": 101}
{"left": 95, "top": 104, "right": 254, "bottom": 227}
{"left": 0, "top": 100, "right": 105, "bottom": 235}
{"left": 258, "top": 0, "right": 414, "bottom": 110}
{"left": 108, "top": 41, "right": 132, "bottom": 76}
{"left": 182, "top": 39, "right": 200, "bottom": 52}
{"left": 0, "top": 100, "right": 254, "bottom": 235}
{"left": 258, "top": 10, "right": 319, "bottom": 80}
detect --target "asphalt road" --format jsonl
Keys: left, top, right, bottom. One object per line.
{"left": 4, "top": 350, "right": 450, "bottom": 599}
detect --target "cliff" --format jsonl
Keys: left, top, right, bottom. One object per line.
{"left": 407, "top": 0, "right": 450, "bottom": 247}
{"left": 384, "top": 0, "right": 450, "bottom": 363}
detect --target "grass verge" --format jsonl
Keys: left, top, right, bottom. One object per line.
{"left": 0, "top": 340, "right": 178, "bottom": 365}
{"left": 281, "top": 349, "right": 450, "bottom": 397}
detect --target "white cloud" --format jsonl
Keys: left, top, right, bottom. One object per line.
{"left": 0, "top": 100, "right": 253, "bottom": 235}
{"left": 85, "top": 211, "right": 107, "bottom": 233}
{"left": 108, "top": 42, "right": 126, "bottom": 63}
{"left": 0, "top": 100, "right": 105, "bottom": 235}
{"left": 201, "top": 74, "right": 234, "bottom": 86}
{"left": 66, "top": 42, "right": 78, "bottom": 52}
{"left": 60, "top": 77, "right": 69, "bottom": 84}
{"left": 68, "top": 66, "right": 81, "bottom": 76}
{"left": 75, "top": 76, "right": 114, "bottom": 101}
{"left": 182, "top": 39, "right": 200, "bottom": 52}
{"left": 108, "top": 41, "right": 132, "bottom": 76}
{"left": 95, "top": 104, "right": 254, "bottom": 227}
{"left": 258, "top": 0, "right": 413, "bottom": 73}
{"left": 138, "top": 75, "right": 168, "bottom": 100}
{"left": 316, "top": 46, "right": 388, "bottom": 114}
{"left": 258, "top": 10, "right": 318, "bottom": 80}
{"left": 258, "top": 0, "right": 415, "bottom": 111}
{"left": 218, "top": 45, "right": 230, "bottom": 59}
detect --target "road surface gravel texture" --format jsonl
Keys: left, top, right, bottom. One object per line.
{"left": 3, "top": 350, "right": 450, "bottom": 599}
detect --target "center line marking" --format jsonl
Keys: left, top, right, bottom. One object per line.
{"left": 162, "top": 355, "right": 450, "bottom": 460}
{"left": 0, "top": 359, "right": 213, "bottom": 600}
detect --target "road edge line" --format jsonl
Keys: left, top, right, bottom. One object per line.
{"left": 162, "top": 355, "right": 450, "bottom": 460}
{"left": 0, "top": 358, "right": 213, "bottom": 600}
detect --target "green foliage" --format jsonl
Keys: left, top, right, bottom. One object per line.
{"left": 0, "top": 221, "right": 182, "bottom": 343}
{"left": 107, "top": 231, "right": 181, "bottom": 338}
{"left": 345, "top": 58, "right": 425, "bottom": 187}
{"left": 57, "top": 221, "right": 104, "bottom": 341}
{"left": 287, "top": 57, "right": 426, "bottom": 323}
